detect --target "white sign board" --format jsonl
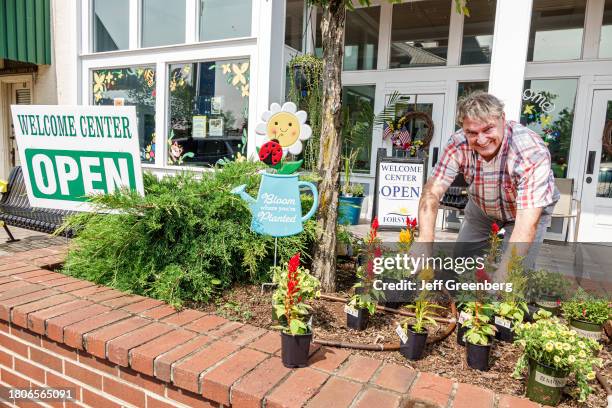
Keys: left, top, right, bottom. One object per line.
{"left": 374, "top": 155, "right": 425, "bottom": 228}
{"left": 10, "top": 105, "right": 144, "bottom": 212}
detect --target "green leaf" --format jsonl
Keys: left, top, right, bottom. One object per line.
{"left": 278, "top": 160, "right": 304, "bottom": 175}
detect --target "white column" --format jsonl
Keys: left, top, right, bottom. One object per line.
{"left": 52, "top": 0, "right": 80, "bottom": 104}
{"left": 129, "top": 0, "right": 139, "bottom": 49}
{"left": 446, "top": 0, "right": 464, "bottom": 66}
{"left": 249, "top": 0, "right": 286, "bottom": 159}
{"left": 583, "top": 0, "right": 605, "bottom": 59}
{"left": 488, "top": 0, "right": 533, "bottom": 121}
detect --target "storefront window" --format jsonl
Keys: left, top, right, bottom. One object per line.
{"left": 142, "top": 0, "right": 186, "bottom": 47}
{"left": 167, "top": 59, "right": 250, "bottom": 167}
{"left": 520, "top": 79, "right": 578, "bottom": 178}
{"left": 315, "top": 7, "right": 380, "bottom": 70}
{"left": 600, "top": 0, "right": 612, "bottom": 58}
{"left": 342, "top": 86, "right": 375, "bottom": 172}
{"left": 390, "top": 0, "right": 450, "bottom": 68}
{"left": 92, "top": 66, "right": 156, "bottom": 164}
{"left": 200, "top": 0, "right": 252, "bottom": 41}
{"left": 527, "top": 0, "right": 586, "bottom": 62}
{"left": 460, "top": 0, "right": 496, "bottom": 65}
{"left": 286, "top": 0, "right": 304, "bottom": 51}
{"left": 93, "top": 0, "right": 129, "bottom": 52}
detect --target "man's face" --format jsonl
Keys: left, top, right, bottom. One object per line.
{"left": 462, "top": 114, "right": 505, "bottom": 161}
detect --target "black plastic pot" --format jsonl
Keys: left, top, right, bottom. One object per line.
{"left": 466, "top": 341, "right": 491, "bottom": 371}
{"left": 526, "top": 359, "right": 568, "bottom": 406}
{"left": 399, "top": 326, "right": 428, "bottom": 361}
{"left": 457, "top": 322, "right": 468, "bottom": 346}
{"left": 381, "top": 277, "right": 403, "bottom": 309}
{"left": 346, "top": 307, "right": 369, "bottom": 331}
{"left": 494, "top": 315, "right": 514, "bottom": 343}
{"left": 281, "top": 331, "right": 312, "bottom": 368}
{"left": 524, "top": 304, "right": 540, "bottom": 323}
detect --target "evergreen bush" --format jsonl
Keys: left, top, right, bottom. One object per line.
{"left": 59, "top": 160, "right": 317, "bottom": 307}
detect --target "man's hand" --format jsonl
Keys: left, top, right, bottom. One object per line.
{"left": 496, "top": 207, "right": 542, "bottom": 282}
{"left": 417, "top": 178, "right": 447, "bottom": 242}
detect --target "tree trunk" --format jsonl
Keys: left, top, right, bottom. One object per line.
{"left": 312, "top": 1, "right": 345, "bottom": 293}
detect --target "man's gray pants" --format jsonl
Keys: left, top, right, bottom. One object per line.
{"left": 453, "top": 199, "right": 554, "bottom": 271}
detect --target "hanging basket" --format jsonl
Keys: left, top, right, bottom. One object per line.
{"left": 401, "top": 111, "right": 434, "bottom": 150}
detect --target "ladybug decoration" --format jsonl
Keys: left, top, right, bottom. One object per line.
{"left": 259, "top": 139, "right": 283, "bottom": 166}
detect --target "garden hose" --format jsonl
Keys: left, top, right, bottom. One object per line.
{"left": 312, "top": 291, "right": 457, "bottom": 350}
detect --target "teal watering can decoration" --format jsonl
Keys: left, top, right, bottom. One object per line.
{"left": 232, "top": 101, "right": 318, "bottom": 237}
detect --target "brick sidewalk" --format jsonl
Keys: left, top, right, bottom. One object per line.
{"left": 0, "top": 246, "right": 541, "bottom": 408}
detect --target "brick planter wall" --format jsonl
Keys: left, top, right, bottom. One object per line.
{"left": 0, "top": 247, "right": 541, "bottom": 408}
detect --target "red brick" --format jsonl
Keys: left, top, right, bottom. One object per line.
{"left": 0, "top": 277, "right": 15, "bottom": 285}
{"left": 0, "top": 349, "right": 12, "bottom": 367}
{"left": 172, "top": 339, "right": 240, "bottom": 393}
{"left": 231, "top": 356, "right": 290, "bottom": 408}
{"left": 120, "top": 297, "right": 164, "bottom": 313}
{"left": 0, "top": 262, "right": 28, "bottom": 272}
{"left": 20, "top": 273, "right": 65, "bottom": 284}
{"left": 107, "top": 322, "right": 173, "bottom": 366}
{"left": 103, "top": 376, "right": 146, "bottom": 407}
{"left": 373, "top": 364, "right": 417, "bottom": 393}
{"left": 13, "top": 270, "right": 55, "bottom": 280}
{"left": 14, "top": 359, "right": 45, "bottom": 383}
{"left": 54, "top": 280, "right": 96, "bottom": 293}
{"left": 41, "top": 338, "right": 78, "bottom": 360}
{"left": 497, "top": 394, "right": 541, "bottom": 408}
{"left": 154, "top": 335, "right": 211, "bottom": 382}
{"left": 77, "top": 352, "right": 119, "bottom": 376}
{"left": 45, "top": 303, "right": 111, "bottom": 342}
{"left": 354, "top": 388, "right": 401, "bottom": 408}
{"left": 306, "top": 376, "right": 361, "bottom": 408}
{"left": 146, "top": 395, "right": 179, "bottom": 408}
{"left": 11, "top": 294, "right": 75, "bottom": 328}
{"left": 453, "top": 383, "right": 495, "bottom": 408}
{"left": 201, "top": 348, "right": 267, "bottom": 405}
{"left": 0, "top": 321, "right": 7, "bottom": 332}
{"left": 141, "top": 305, "right": 178, "bottom": 320}
{"left": 63, "top": 309, "right": 130, "bottom": 350}
{"left": 166, "top": 386, "right": 217, "bottom": 408}
{"left": 207, "top": 321, "right": 243, "bottom": 337}
{"left": 40, "top": 277, "right": 78, "bottom": 288}
{"left": 308, "top": 346, "right": 351, "bottom": 373}
{"left": 0, "top": 282, "right": 44, "bottom": 300}
{"left": 0, "top": 332, "right": 28, "bottom": 357}
{"left": 69, "top": 285, "right": 110, "bottom": 297}
{"left": 64, "top": 360, "right": 103, "bottom": 388}
{"left": 183, "top": 315, "right": 228, "bottom": 333}
{"left": 11, "top": 327, "right": 41, "bottom": 346}
{"left": 219, "top": 324, "right": 267, "bottom": 346}
{"left": 0, "top": 289, "right": 56, "bottom": 321}
{"left": 27, "top": 299, "right": 91, "bottom": 334}
{"left": 265, "top": 368, "right": 329, "bottom": 408}
{"left": 161, "top": 309, "right": 206, "bottom": 326}
{"left": 84, "top": 316, "right": 150, "bottom": 359}
{"left": 408, "top": 372, "right": 453, "bottom": 407}
{"left": 130, "top": 329, "right": 196, "bottom": 376}
{"left": 1, "top": 369, "right": 30, "bottom": 388}
{"left": 30, "top": 347, "right": 62, "bottom": 372}
{"left": 0, "top": 264, "right": 38, "bottom": 276}
{"left": 249, "top": 330, "right": 281, "bottom": 354}
{"left": 338, "top": 355, "right": 382, "bottom": 383}
{"left": 45, "top": 371, "right": 79, "bottom": 390}
{"left": 119, "top": 367, "right": 166, "bottom": 395}
{"left": 82, "top": 389, "right": 123, "bottom": 408}
{"left": 83, "top": 288, "right": 125, "bottom": 302}
{"left": 101, "top": 295, "right": 142, "bottom": 308}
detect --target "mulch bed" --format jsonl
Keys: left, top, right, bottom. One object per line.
{"left": 192, "top": 259, "right": 611, "bottom": 408}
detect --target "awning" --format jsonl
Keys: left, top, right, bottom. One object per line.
{"left": 0, "top": 0, "right": 51, "bottom": 65}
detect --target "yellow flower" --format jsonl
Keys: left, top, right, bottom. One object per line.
{"left": 586, "top": 371, "right": 596, "bottom": 381}
{"left": 231, "top": 62, "right": 249, "bottom": 86}
{"left": 553, "top": 356, "right": 561, "bottom": 364}
{"left": 569, "top": 330, "right": 577, "bottom": 336}
{"left": 568, "top": 355, "right": 576, "bottom": 364}
{"left": 418, "top": 267, "right": 434, "bottom": 281}
{"left": 235, "top": 153, "right": 246, "bottom": 163}
{"left": 578, "top": 341, "right": 586, "bottom": 349}
{"left": 578, "top": 350, "right": 586, "bottom": 358}
{"left": 545, "top": 342, "right": 554, "bottom": 352}
{"left": 563, "top": 343, "right": 571, "bottom": 351}
{"left": 241, "top": 84, "right": 249, "bottom": 97}
{"left": 554, "top": 342, "right": 563, "bottom": 351}
{"left": 222, "top": 64, "right": 231, "bottom": 74}
{"left": 399, "top": 229, "right": 412, "bottom": 244}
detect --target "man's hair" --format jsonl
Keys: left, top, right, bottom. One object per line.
{"left": 456, "top": 91, "right": 505, "bottom": 126}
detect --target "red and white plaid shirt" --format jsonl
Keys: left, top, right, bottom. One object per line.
{"left": 432, "top": 121, "right": 559, "bottom": 221}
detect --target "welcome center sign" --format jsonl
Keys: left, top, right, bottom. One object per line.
{"left": 10, "top": 105, "right": 144, "bottom": 211}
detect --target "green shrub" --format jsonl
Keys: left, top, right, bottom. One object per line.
{"left": 60, "top": 161, "right": 317, "bottom": 307}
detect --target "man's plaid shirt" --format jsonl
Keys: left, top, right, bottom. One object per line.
{"left": 431, "top": 121, "right": 559, "bottom": 222}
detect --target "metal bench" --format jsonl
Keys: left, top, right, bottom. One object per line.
{"left": 0, "top": 166, "right": 76, "bottom": 242}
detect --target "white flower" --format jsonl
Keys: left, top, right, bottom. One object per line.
{"left": 255, "top": 102, "right": 312, "bottom": 156}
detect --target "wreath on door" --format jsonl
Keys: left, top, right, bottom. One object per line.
{"left": 603, "top": 120, "right": 612, "bottom": 156}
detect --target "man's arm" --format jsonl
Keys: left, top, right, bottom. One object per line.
{"left": 417, "top": 178, "right": 448, "bottom": 242}
{"left": 496, "top": 207, "right": 542, "bottom": 282}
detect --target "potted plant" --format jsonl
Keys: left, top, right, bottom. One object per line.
{"left": 336, "top": 224, "right": 354, "bottom": 257}
{"left": 456, "top": 300, "right": 494, "bottom": 347}
{"left": 346, "top": 277, "right": 377, "bottom": 330}
{"left": 338, "top": 149, "right": 364, "bottom": 225}
{"left": 513, "top": 316, "right": 604, "bottom": 405}
{"left": 463, "top": 302, "right": 496, "bottom": 371}
{"left": 562, "top": 288, "right": 611, "bottom": 341}
{"left": 397, "top": 298, "right": 445, "bottom": 360}
{"left": 272, "top": 253, "right": 321, "bottom": 368}
{"left": 493, "top": 300, "right": 529, "bottom": 343}
{"left": 526, "top": 270, "right": 571, "bottom": 315}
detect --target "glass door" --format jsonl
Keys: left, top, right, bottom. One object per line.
{"left": 578, "top": 90, "right": 612, "bottom": 242}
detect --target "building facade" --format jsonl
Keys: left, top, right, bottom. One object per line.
{"left": 1, "top": 0, "right": 612, "bottom": 242}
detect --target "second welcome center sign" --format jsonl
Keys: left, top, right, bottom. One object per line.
{"left": 373, "top": 148, "right": 427, "bottom": 229}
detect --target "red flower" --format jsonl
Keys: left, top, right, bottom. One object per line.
{"left": 556, "top": 299, "right": 561, "bottom": 306}
{"left": 372, "top": 217, "right": 379, "bottom": 231}
{"left": 491, "top": 223, "right": 500, "bottom": 235}
{"left": 288, "top": 253, "right": 300, "bottom": 273}
{"left": 407, "top": 217, "right": 418, "bottom": 229}
{"left": 374, "top": 247, "right": 382, "bottom": 258}
{"left": 475, "top": 267, "right": 491, "bottom": 283}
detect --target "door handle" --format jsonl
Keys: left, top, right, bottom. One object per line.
{"left": 586, "top": 151, "right": 596, "bottom": 175}
{"left": 432, "top": 147, "right": 439, "bottom": 167}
